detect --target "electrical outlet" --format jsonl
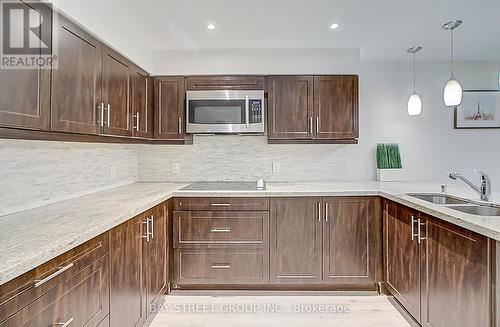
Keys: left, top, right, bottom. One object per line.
{"left": 110, "top": 165, "right": 117, "bottom": 179}
{"left": 172, "top": 162, "right": 180, "bottom": 174}
{"left": 272, "top": 162, "right": 281, "bottom": 173}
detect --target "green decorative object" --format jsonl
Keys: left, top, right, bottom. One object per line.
{"left": 376, "top": 144, "right": 402, "bottom": 169}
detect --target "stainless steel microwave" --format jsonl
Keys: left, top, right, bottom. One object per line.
{"left": 186, "top": 90, "right": 265, "bottom": 134}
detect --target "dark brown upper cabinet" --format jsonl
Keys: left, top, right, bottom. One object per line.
{"left": 101, "top": 46, "right": 132, "bottom": 137}
{"left": 313, "top": 75, "right": 359, "bottom": 140}
{"left": 154, "top": 76, "right": 185, "bottom": 140}
{"left": 130, "top": 65, "right": 153, "bottom": 138}
{"left": 266, "top": 75, "right": 359, "bottom": 143}
{"left": 186, "top": 76, "right": 265, "bottom": 90}
{"left": 267, "top": 76, "right": 314, "bottom": 140}
{"left": 0, "top": 1, "right": 51, "bottom": 131}
{"left": 50, "top": 14, "right": 102, "bottom": 135}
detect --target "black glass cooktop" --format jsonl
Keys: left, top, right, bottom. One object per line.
{"left": 181, "top": 181, "right": 264, "bottom": 191}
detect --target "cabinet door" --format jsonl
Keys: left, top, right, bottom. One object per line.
{"left": 267, "top": 76, "right": 314, "bottom": 140}
{"left": 50, "top": 14, "right": 101, "bottom": 134}
{"left": 130, "top": 66, "right": 152, "bottom": 138}
{"left": 154, "top": 77, "right": 185, "bottom": 139}
{"left": 323, "top": 197, "right": 381, "bottom": 286}
{"left": 313, "top": 76, "right": 358, "bottom": 139}
{"left": 145, "top": 205, "right": 168, "bottom": 316}
{"left": 420, "top": 215, "right": 490, "bottom": 327}
{"left": 110, "top": 216, "right": 147, "bottom": 327}
{"left": 0, "top": 2, "right": 50, "bottom": 130}
{"left": 101, "top": 47, "right": 131, "bottom": 136}
{"left": 384, "top": 201, "right": 421, "bottom": 320}
{"left": 270, "top": 197, "right": 322, "bottom": 284}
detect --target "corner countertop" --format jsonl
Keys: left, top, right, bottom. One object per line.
{"left": 0, "top": 182, "right": 187, "bottom": 286}
{"left": 1, "top": 181, "right": 500, "bottom": 286}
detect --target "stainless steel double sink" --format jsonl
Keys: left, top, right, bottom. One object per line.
{"left": 407, "top": 193, "right": 500, "bottom": 216}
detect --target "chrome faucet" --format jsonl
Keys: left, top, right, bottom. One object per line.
{"left": 449, "top": 169, "right": 492, "bottom": 202}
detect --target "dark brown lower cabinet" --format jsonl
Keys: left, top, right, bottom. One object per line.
{"left": 109, "top": 215, "right": 147, "bottom": 327}
{"left": 174, "top": 249, "right": 269, "bottom": 285}
{"left": 384, "top": 200, "right": 492, "bottom": 327}
{"left": 384, "top": 201, "right": 421, "bottom": 320}
{"left": 323, "top": 197, "right": 381, "bottom": 285}
{"left": 270, "top": 197, "right": 322, "bottom": 284}
{"left": 420, "top": 213, "right": 490, "bottom": 327}
{"left": 144, "top": 204, "right": 168, "bottom": 315}
{"left": 270, "top": 197, "right": 381, "bottom": 288}
{"left": 109, "top": 202, "right": 169, "bottom": 327}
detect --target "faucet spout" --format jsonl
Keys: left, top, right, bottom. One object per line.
{"left": 449, "top": 170, "right": 492, "bottom": 202}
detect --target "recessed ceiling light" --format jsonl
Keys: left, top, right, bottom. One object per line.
{"left": 329, "top": 23, "right": 339, "bottom": 30}
{"left": 207, "top": 23, "right": 216, "bottom": 31}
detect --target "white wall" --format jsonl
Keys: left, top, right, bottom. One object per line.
{"left": 0, "top": 140, "right": 138, "bottom": 216}
{"left": 153, "top": 48, "right": 360, "bottom": 75}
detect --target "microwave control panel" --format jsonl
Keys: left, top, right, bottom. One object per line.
{"left": 249, "top": 99, "right": 263, "bottom": 124}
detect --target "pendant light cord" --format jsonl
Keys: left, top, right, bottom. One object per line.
{"left": 450, "top": 29, "right": 454, "bottom": 78}
{"left": 413, "top": 52, "right": 416, "bottom": 93}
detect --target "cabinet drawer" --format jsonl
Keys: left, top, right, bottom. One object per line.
{"left": 173, "top": 211, "right": 269, "bottom": 247}
{"left": 174, "top": 249, "right": 269, "bottom": 285}
{"left": 0, "top": 254, "right": 110, "bottom": 327}
{"left": 0, "top": 232, "right": 109, "bottom": 320}
{"left": 174, "top": 197, "right": 270, "bottom": 211}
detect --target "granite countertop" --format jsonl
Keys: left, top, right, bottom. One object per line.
{"left": 0, "top": 182, "right": 187, "bottom": 286}
{"left": 1, "top": 181, "right": 500, "bottom": 286}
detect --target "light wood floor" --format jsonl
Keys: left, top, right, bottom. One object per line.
{"left": 149, "top": 293, "right": 414, "bottom": 327}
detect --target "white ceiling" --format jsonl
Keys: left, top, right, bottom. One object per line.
{"left": 56, "top": 0, "right": 500, "bottom": 62}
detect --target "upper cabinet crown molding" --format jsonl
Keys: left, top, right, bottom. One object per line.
{"left": 186, "top": 76, "right": 265, "bottom": 91}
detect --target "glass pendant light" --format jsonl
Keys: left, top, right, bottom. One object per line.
{"left": 407, "top": 46, "right": 423, "bottom": 116}
{"left": 442, "top": 20, "right": 463, "bottom": 107}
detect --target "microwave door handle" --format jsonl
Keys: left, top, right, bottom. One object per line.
{"left": 245, "top": 95, "right": 250, "bottom": 128}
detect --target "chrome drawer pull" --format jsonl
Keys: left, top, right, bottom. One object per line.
{"left": 34, "top": 263, "right": 74, "bottom": 288}
{"left": 211, "top": 203, "right": 231, "bottom": 207}
{"left": 56, "top": 317, "right": 74, "bottom": 327}
{"left": 211, "top": 227, "right": 231, "bottom": 233}
{"left": 211, "top": 264, "right": 231, "bottom": 269}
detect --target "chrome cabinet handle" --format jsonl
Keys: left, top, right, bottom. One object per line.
{"left": 211, "top": 227, "right": 231, "bottom": 232}
{"left": 316, "top": 116, "right": 320, "bottom": 133}
{"left": 309, "top": 116, "right": 313, "bottom": 134}
{"left": 34, "top": 263, "right": 74, "bottom": 288}
{"left": 211, "top": 264, "right": 231, "bottom": 269}
{"left": 211, "top": 203, "right": 231, "bottom": 207}
{"left": 107, "top": 104, "right": 111, "bottom": 128}
{"left": 142, "top": 219, "right": 150, "bottom": 242}
{"left": 411, "top": 215, "right": 417, "bottom": 241}
{"left": 150, "top": 215, "right": 154, "bottom": 239}
{"left": 245, "top": 95, "right": 250, "bottom": 128}
{"left": 317, "top": 202, "right": 321, "bottom": 222}
{"left": 133, "top": 112, "right": 140, "bottom": 131}
{"left": 418, "top": 219, "right": 427, "bottom": 244}
{"left": 324, "top": 202, "right": 329, "bottom": 223}
{"left": 56, "top": 317, "right": 74, "bottom": 327}
{"left": 178, "top": 117, "right": 182, "bottom": 134}
{"left": 99, "top": 102, "right": 105, "bottom": 127}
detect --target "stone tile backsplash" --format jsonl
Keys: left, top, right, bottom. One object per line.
{"left": 0, "top": 140, "right": 138, "bottom": 216}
